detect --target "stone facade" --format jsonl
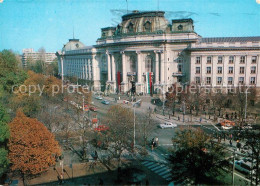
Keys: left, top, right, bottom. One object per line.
{"left": 56, "top": 11, "right": 260, "bottom": 94}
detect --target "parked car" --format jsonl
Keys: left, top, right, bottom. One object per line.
{"left": 90, "top": 106, "right": 98, "bottom": 112}
{"left": 159, "top": 122, "right": 177, "bottom": 129}
{"left": 94, "top": 125, "right": 109, "bottom": 132}
{"left": 95, "top": 96, "right": 103, "bottom": 100}
{"left": 235, "top": 160, "right": 255, "bottom": 175}
{"left": 242, "top": 124, "right": 253, "bottom": 130}
{"left": 221, "top": 125, "right": 233, "bottom": 130}
{"left": 101, "top": 100, "right": 110, "bottom": 105}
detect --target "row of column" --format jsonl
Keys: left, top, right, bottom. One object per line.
{"left": 105, "top": 50, "right": 165, "bottom": 85}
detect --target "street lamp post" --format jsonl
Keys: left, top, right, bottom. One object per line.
{"left": 133, "top": 104, "right": 136, "bottom": 149}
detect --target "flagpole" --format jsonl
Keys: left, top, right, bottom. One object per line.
{"left": 126, "top": 0, "right": 128, "bottom": 13}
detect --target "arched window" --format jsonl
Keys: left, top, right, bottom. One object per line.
{"left": 129, "top": 55, "right": 136, "bottom": 72}
{"left": 128, "top": 22, "right": 134, "bottom": 33}
{"left": 145, "top": 55, "right": 153, "bottom": 72}
{"left": 144, "top": 21, "right": 151, "bottom": 32}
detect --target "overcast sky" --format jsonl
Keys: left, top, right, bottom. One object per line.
{"left": 0, "top": 0, "right": 260, "bottom": 53}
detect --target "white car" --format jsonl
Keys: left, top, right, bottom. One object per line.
{"left": 221, "top": 125, "right": 233, "bottom": 130}
{"left": 159, "top": 122, "right": 177, "bottom": 129}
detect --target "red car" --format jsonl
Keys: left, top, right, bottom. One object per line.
{"left": 94, "top": 125, "right": 109, "bottom": 132}
{"left": 90, "top": 106, "right": 98, "bottom": 112}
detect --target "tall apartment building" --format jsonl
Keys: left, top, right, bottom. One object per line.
{"left": 56, "top": 10, "right": 260, "bottom": 94}
{"left": 22, "top": 48, "right": 56, "bottom": 67}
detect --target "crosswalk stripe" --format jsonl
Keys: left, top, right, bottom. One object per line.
{"left": 162, "top": 173, "right": 172, "bottom": 179}
{"left": 166, "top": 177, "right": 172, "bottom": 181}
{"left": 141, "top": 161, "right": 149, "bottom": 165}
{"left": 154, "top": 167, "right": 168, "bottom": 174}
{"left": 147, "top": 163, "right": 159, "bottom": 169}
{"left": 151, "top": 165, "right": 164, "bottom": 171}
{"left": 158, "top": 169, "right": 171, "bottom": 176}
{"left": 142, "top": 161, "right": 154, "bottom": 166}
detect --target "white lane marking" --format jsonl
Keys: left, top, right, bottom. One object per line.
{"left": 147, "top": 163, "right": 159, "bottom": 169}
{"left": 151, "top": 165, "right": 165, "bottom": 171}
{"left": 154, "top": 167, "right": 168, "bottom": 174}
{"left": 158, "top": 169, "right": 171, "bottom": 176}
{"left": 163, "top": 173, "right": 172, "bottom": 179}
{"left": 142, "top": 161, "right": 154, "bottom": 166}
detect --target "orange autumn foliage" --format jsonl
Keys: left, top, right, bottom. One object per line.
{"left": 8, "top": 111, "right": 61, "bottom": 175}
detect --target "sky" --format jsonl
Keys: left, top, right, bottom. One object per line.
{"left": 0, "top": 0, "right": 260, "bottom": 54}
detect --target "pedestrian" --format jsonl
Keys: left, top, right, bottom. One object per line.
{"left": 229, "top": 139, "right": 232, "bottom": 147}
{"left": 223, "top": 133, "right": 226, "bottom": 141}
{"left": 178, "top": 116, "right": 180, "bottom": 121}
{"left": 230, "top": 133, "right": 233, "bottom": 140}
{"left": 236, "top": 140, "right": 241, "bottom": 151}
{"left": 155, "top": 137, "right": 159, "bottom": 147}
{"left": 200, "top": 117, "right": 202, "bottom": 123}
{"left": 151, "top": 138, "right": 155, "bottom": 151}
{"left": 235, "top": 112, "right": 237, "bottom": 119}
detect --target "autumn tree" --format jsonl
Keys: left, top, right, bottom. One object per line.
{"left": 106, "top": 105, "right": 134, "bottom": 166}
{"left": 8, "top": 111, "right": 61, "bottom": 176}
{"left": 136, "top": 109, "right": 154, "bottom": 148}
{"left": 0, "top": 104, "right": 10, "bottom": 178}
{"left": 169, "top": 127, "right": 229, "bottom": 184}
{"left": 166, "top": 83, "right": 178, "bottom": 116}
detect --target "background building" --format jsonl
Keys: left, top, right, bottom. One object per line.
{"left": 57, "top": 10, "right": 260, "bottom": 94}
{"left": 22, "top": 48, "right": 56, "bottom": 67}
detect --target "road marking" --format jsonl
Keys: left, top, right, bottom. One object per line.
{"left": 160, "top": 144, "right": 173, "bottom": 146}
{"left": 151, "top": 165, "right": 165, "bottom": 171}
{"left": 158, "top": 169, "right": 171, "bottom": 176}
{"left": 163, "top": 173, "right": 172, "bottom": 179}
{"left": 147, "top": 163, "right": 159, "bottom": 169}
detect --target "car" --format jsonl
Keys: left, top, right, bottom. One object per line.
{"left": 94, "top": 125, "right": 109, "bottom": 132}
{"left": 95, "top": 96, "right": 103, "bottom": 100}
{"left": 101, "top": 100, "right": 110, "bottom": 105}
{"left": 159, "top": 122, "right": 177, "bottom": 129}
{"left": 235, "top": 160, "right": 255, "bottom": 175}
{"left": 221, "top": 125, "right": 233, "bottom": 130}
{"left": 242, "top": 124, "right": 253, "bottom": 130}
{"left": 90, "top": 106, "right": 98, "bottom": 112}
{"left": 123, "top": 100, "right": 129, "bottom": 104}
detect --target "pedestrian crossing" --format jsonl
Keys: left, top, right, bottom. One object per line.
{"left": 141, "top": 160, "right": 172, "bottom": 181}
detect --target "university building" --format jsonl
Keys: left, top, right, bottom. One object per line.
{"left": 22, "top": 48, "right": 57, "bottom": 67}
{"left": 56, "top": 10, "right": 260, "bottom": 94}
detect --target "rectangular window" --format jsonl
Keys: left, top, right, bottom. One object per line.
{"left": 206, "top": 77, "right": 211, "bottom": 84}
{"left": 196, "top": 67, "right": 200, "bottom": 74}
{"left": 240, "top": 67, "right": 245, "bottom": 74}
{"left": 217, "top": 67, "right": 222, "bottom": 74}
{"left": 196, "top": 57, "right": 201, "bottom": 64}
{"left": 239, "top": 77, "right": 244, "bottom": 84}
{"left": 177, "top": 57, "right": 183, "bottom": 63}
{"left": 251, "top": 66, "right": 256, "bottom": 74}
{"left": 228, "top": 67, "right": 233, "bottom": 74}
{"left": 206, "top": 67, "right": 211, "bottom": 74}
{"left": 217, "top": 77, "right": 222, "bottom": 85}
{"left": 229, "top": 56, "right": 234, "bottom": 64}
{"left": 178, "top": 65, "right": 182, "bottom": 73}
{"left": 250, "top": 77, "right": 256, "bottom": 84}
{"left": 195, "top": 77, "right": 200, "bottom": 84}
{"left": 252, "top": 56, "right": 257, "bottom": 64}
{"left": 228, "top": 77, "right": 233, "bottom": 85}
{"left": 240, "top": 56, "right": 245, "bottom": 64}
{"left": 207, "top": 56, "right": 212, "bottom": 64}
{"left": 218, "top": 56, "right": 223, "bottom": 64}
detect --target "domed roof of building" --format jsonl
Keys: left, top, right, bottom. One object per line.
{"left": 119, "top": 10, "right": 169, "bottom": 34}
{"left": 62, "top": 39, "right": 85, "bottom": 52}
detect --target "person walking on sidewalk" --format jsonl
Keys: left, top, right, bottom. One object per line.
{"left": 229, "top": 139, "right": 232, "bottom": 147}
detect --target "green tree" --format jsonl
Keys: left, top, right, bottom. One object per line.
{"left": 0, "top": 104, "right": 10, "bottom": 178}
{"left": 0, "top": 50, "right": 27, "bottom": 93}
{"left": 169, "top": 128, "right": 229, "bottom": 184}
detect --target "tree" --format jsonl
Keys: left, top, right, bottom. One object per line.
{"left": 0, "top": 50, "right": 27, "bottom": 93}
{"left": 169, "top": 127, "right": 229, "bottom": 184}
{"left": 8, "top": 111, "right": 61, "bottom": 176}
{"left": 106, "top": 105, "right": 134, "bottom": 166}
{"left": 0, "top": 104, "right": 10, "bottom": 179}
{"left": 166, "top": 83, "right": 178, "bottom": 116}
{"left": 241, "top": 130, "right": 260, "bottom": 185}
